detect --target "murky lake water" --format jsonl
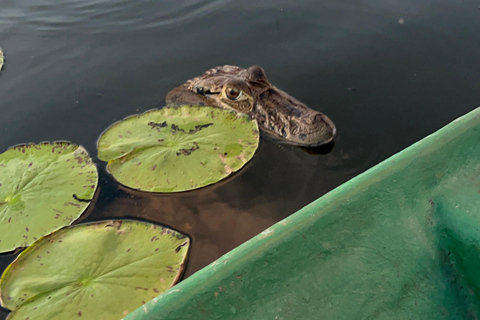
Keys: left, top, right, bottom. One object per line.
{"left": 1, "top": 0, "right": 479, "bottom": 317}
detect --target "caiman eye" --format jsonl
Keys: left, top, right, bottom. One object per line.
{"left": 226, "top": 87, "right": 242, "bottom": 100}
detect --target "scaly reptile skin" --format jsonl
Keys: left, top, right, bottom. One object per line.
{"left": 166, "top": 65, "right": 336, "bottom": 146}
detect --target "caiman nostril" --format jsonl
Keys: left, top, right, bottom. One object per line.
{"left": 313, "top": 113, "right": 324, "bottom": 124}
{"left": 312, "top": 113, "right": 336, "bottom": 137}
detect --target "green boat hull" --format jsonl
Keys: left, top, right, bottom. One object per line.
{"left": 126, "top": 107, "right": 480, "bottom": 320}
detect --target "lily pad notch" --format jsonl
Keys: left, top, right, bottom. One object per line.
{"left": 0, "top": 141, "right": 98, "bottom": 253}
{"left": 0, "top": 220, "right": 190, "bottom": 320}
{"left": 97, "top": 105, "right": 260, "bottom": 192}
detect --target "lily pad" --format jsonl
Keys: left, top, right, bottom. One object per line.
{"left": 0, "top": 142, "right": 98, "bottom": 253}
{"left": 97, "top": 105, "right": 259, "bottom": 192}
{"left": 0, "top": 47, "right": 4, "bottom": 72}
{"left": 0, "top": 220, "right": 190, "bottom": 320}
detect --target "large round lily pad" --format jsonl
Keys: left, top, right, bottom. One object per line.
{"left": 0, "top": 142, "right": 98, "bottom": 253}
{"left": 0, "top": 220, "right": 190, "bottom": 320}
{"left": 97, "top": 105, "right": 259, "bottom": 192}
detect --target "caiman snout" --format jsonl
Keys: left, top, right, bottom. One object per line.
{"left": 255, "top": 87, "right": 336, "bottom": 147}
{"left": 279, "top": 110, "right": 336, "bottom": 147}
{"left": 314, "top": 113, "right": 336, "bottom": 138}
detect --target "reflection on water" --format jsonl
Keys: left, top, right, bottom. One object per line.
{"left": 1, "top": 0, "right": 480, "bottom": 318}
{"left": 75, "top": 139, "right": 353, "bottom": 277}
{"left": 95, "top": 190, "right": 280, "bottom": 278}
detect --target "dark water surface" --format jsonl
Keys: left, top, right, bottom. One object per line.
{"left": 1, "top": 0, "right": 479, "bottom": 318}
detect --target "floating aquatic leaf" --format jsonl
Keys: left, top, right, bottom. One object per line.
{"left": 0, "top": 142, "right": 98, "bottom": 253}
{"left": 0, "top": 47, "right": 4, "bottom": 72}
{"left": 0, "top": 220, "right": 190, "bottom": 320}
{"left": 97, "top": 105, "right": 259, "bottom": 192}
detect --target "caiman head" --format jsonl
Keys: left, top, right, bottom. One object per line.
{"left": 166, "top": 65, "right": 336, "bottom": 146}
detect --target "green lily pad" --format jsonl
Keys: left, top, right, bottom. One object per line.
{"left": 0, "top": 142, "right": 98, "bottom": 253}
{"left": 0, "top": 220, "right": 190, "bottom": 320}
{"left": 97, "top": 105, "right": 259, "bottom": 192}
{"left": 0, "top": 47, "right": 4, "bottom": 72}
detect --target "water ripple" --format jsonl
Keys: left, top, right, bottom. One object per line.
{"left": 0, "top": 0, "right": 232, "bottom": 35}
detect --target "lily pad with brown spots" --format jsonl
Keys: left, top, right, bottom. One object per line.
{"left": 97, "top": 105, "right": 259, "bottom": 192}
{"left": 0, "top": 220, "right": 190, "bottom": 320}
{"left": 0, "top": 142, "right": 98, "bottom": 253}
